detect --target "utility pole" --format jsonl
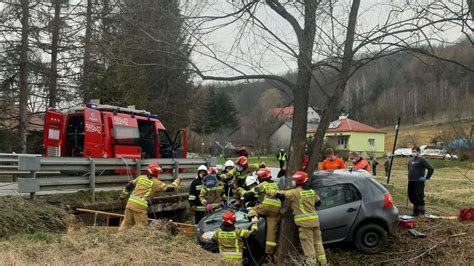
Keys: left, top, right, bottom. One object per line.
{"left": 387, "top": 117, "right": 401, "bottom": 184}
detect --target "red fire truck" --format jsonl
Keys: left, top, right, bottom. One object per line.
{"left": 42, "top": 103, "right": 187, "bottom": 159}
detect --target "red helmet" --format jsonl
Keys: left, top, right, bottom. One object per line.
{"left": 292, "top": 171, "right": 309, "bottom": 186}
{"left": 256, "top": 167, "right": 271, "bottom": 180}
{"left": 222, "top": 210, "right": 236, "bottom": 225}
{"left": 147, "top": 164, "right": 162, "bottom": 177}
{"left": 208, "top": 167, "right": 218, "bottom": 175}
{"left": 235, "top": 156, "right": 248, "bottom": 168}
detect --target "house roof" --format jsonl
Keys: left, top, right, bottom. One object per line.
{"left": 308, "top": 117, "right": 383, "bottom": 134}
{"left": 269, "top": 107, "right": 294, "bottom": 121}
{"left": 269, "top": 106, "right": 319, "bottom": 122}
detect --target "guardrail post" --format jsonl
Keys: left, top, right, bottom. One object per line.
{"left": 90, "top": 159, "right": 96, "bottom": 202}
{"left": 173, "top": 161, "right": 179, "bottom": 178}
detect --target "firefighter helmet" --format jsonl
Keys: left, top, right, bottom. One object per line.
{"left": 147, "top": 164, "right": 162, "bottom": 177}
{"left": 245, "top": 175, "right": 259, "bottom": 187}
{"left": 224, "top": 160, "right": 235, "bottom": 168}
{"left": 222, "top": 210, "right": 236, "bottom": 225}
{"left": 235, "top": 156, "right": 248, "bottom": 168}
{"left": 256, "top": 167, "right": 271, "bottom": 181}
{"left": 292, "top": 171, "right": 309, "bottom": 186}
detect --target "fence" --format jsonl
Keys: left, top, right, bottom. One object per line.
{"left": 0, "top": 153, "right": 215, "bottom": 201}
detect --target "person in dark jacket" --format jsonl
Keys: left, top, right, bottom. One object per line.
{"left": 384, "top": 157, "right": 391, "bottom": 177}
{"left": 188, "top": 165, "right": 208, "bottom": 224}
{"left": 408, "top": 146, "right": 434, "bottom": 216}
{"left": 371, "top": 157, "right": 379, "bottom": 176}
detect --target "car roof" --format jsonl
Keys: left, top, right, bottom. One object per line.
{"left": 311, "top": 169, "right": 387, "bottom": 194}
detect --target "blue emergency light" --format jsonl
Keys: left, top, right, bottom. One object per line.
{"left": 149, "top": 114, "right": 158, "bottom": 119}
{"left": 86, "top": 103, "right": 97, "bottom": 109}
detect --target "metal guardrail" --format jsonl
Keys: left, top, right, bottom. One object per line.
{"left": 0, "top": 153, "right": 214, "bottom": 201}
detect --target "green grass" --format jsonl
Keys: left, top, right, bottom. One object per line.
{"left": 216, "top": 156, "right": 280, "bottom": 167}
{"left": 374, "top": 157, "right": 473, "bottom": 213}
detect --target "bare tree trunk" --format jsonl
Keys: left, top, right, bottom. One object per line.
{"left": 306, "top": 0, "right": 361, "bottom": 175}
{"left": 18, "top": 0, "right": 30, "bottom": 153}
{"left": 275, "top": 0, "right": 318, "bottom": 263}
{"left": 82, "top": 0, "right": 93, "bottom": 102}
{"left": 49, "top": 0, "right": 61, "bottom": 108}
{"left": 468, "top": 0, "right": 474, "bottom": 21}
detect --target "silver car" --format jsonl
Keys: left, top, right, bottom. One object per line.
{"left": 197, "top": 169, "right": 399, "bottom": 259}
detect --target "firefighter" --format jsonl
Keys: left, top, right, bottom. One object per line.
{"left": 212, "top": 210, "right": 258, "bottom": 263}
{"left": 320, "top": 148, "right": 346, "bottom": 170}
{"left": 276, "top": 148, "right": 288, "bottom": 169}
{"left": 200, "top": 167, "right": 226, "bottom": 212}
{"left": 222, "top": 160, "right": 235, "bottom": 200}
{"left": 248, "top": 167, "right": 281, "bottom": 257}
{"left": 188, "top": 165, "right": 208, "bottom": 224}
{"left": 349, "top": 152, "right": 371, "bottom": 172}
{"left": 219, "top": 156, "right": 265, "bottom": 206}
{"left": 119, "top": 164, "right": 181, "bottom": 231}
{"left": 223, "top": 160, "right": 235, "bottom": 173}
{"left": 238, "top": 175, "right": 260, "bottom": 210}
{"left": 264, "top": 171, "right": 327, "bottom": 265}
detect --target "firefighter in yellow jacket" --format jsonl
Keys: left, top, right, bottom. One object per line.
{"left": 219, "top": 156, "right": 265, "bottom": 206}
{"left": 247, "top": 167, "right": 281, "bottom": 257}
{"left": 265, "top": 171, "right": 327, "bottom": 265}
{"left": 119, "top": 164, "right": 181, "bottom": 231}
{"left": 200, "top": 167, "right": 225, "bottom": 212}
{"left": 212, "top": 210, "right": 258, "bottom": 263}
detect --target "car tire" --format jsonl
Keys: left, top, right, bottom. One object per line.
{"left": 354, "top": 223, "right": 387, "bottom": 254}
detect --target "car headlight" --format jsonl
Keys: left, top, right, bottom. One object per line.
{"left": 201, "top": 231, "right": 216, "bottom": 241}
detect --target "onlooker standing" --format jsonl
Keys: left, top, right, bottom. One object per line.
{"left": 408, "top": 146, "right": 434, "bottom": 216}
{"left": 320, "top": 148, "right": 346, "bottom": 170}
{"left": 371, "top": 157, "right": 379, "bottom": 176}
{"left": 384, "top": 156, "right": 391, "bottom": 177}
{"left": 349, "top": 152, "right": 371, "bottom": 172}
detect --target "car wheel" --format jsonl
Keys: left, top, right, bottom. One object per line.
{"left": 354, "top": 223, "right": 387, "bottom": 254}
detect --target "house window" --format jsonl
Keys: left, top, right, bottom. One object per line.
{"left": 368, "top": 138, "right": 375, "bottom": 146}
{"left": 337, "top": 137, "right": 347, "bottom": 147}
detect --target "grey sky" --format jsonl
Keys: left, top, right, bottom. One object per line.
{"left": 185, "top": 0, "right": 469, "bottom": 82}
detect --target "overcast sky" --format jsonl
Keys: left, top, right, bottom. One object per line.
{"left": 185, "top": 0, "right": 469, "bottom": 82}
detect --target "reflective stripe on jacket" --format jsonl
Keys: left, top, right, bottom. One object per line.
{"left": 212, "top": 223, "right": 257, "bottom": 260}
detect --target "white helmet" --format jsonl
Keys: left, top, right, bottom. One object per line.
{"left": 198, "top": 165, "right": 208, "bottom": 172}
{"left": 245, "top": 175, "right": 259, "bottom": 187}
{"left": 224, "top": 160, "right": 235, "bottom": 168}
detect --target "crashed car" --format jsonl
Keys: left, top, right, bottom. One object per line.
{"left": 197, "top": 169, "right": 399, "bottom": 258}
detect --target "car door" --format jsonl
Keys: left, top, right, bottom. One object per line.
{"left": 83, "top": 108, "right": 105, "bottom": 157}
{"left": 173, "top": 128, "right": 187, "bottom": 158}
{"left": 317, "top": 183, "right": 362, "bottom": 243}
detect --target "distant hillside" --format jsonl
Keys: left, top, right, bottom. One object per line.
{"left": 344, "top": 41, "right": 474, "bottom": 127}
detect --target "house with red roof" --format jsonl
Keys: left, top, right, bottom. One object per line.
{"left": 269, "top": 106, "right": 320, "bottom": 151}
{"left": 307, "top": 114, "right": 385, "bottom": 156}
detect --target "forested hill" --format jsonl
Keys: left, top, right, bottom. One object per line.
{"left": 217, "top": 41, "right": 473, "bottom": 128}
{"left": 344, "top": 41, "right": 473, "bottom": 127}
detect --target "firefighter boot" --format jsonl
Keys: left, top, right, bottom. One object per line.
{"left": 412, "top": 205, "right": 419, "bottom": 217}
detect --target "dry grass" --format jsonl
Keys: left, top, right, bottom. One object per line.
{"left": 374, "top": 158, "right": 473, "bottom": 210}
{"left": 0, "top": 227, "right": 224, "bottom": 265}
{"left": 326, "top": 217, "right": 474, "bottom": 265}
{"left": 0, "top": 197, "right": 71, "bottom": 238}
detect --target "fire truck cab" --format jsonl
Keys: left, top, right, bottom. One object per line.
{"left": 43, "top": 103, "right": 187, "bottom": 159}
